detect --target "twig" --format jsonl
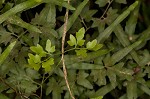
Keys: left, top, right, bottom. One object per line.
{"left": 0, "top": 76, "right": 17, "bottom": 93}
{"left": 100, "top": 0, "right": 113, "bottom": 19}
{"left": 61, "top": 0, "right": 75, "bottom": 99}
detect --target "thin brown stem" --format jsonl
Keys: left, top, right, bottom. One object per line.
{"left": 61, "top": 0, "right": 75, "bottom": 99}
{"left": 0, "top": 76, "right": 17, "bottom": 93}
{"left": 100, "top": 0, "right": 113, "bottom": 19}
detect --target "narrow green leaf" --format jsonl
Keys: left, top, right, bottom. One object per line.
{"left": 0, "top": 0, "right": 41, "bottom": 24}
{"left": 0, "top": 41, "right": 16, "bottom": 66}
{"left": 110, "top": 40, "right": 141, "bottom": 65}
{"left": 110, "top": 24, "right": 140, "bottom": 65}
{"left": 64, "top": 49, "right": 111, "bottom": 65}
{"left": 91, "top": 96, "right": 103, "bottom": 99}
{"left": 7, "top": 15, "right": 42, "bottom": 33}
{"left": 115, "top": 0, "right": 127, "bottom": 4}
{"left": 90, "top": 83, "right": 117, "bottom": 98}
{"left": 107, "top": 69, "right": 117, "bottom": 88}
{"left": 127, "top": 81, "right": 137, "bottom": 99}
{"left": 97, "top": 1, "right": 139, "bottom": 43}
{"left": 112, "top": 62, "right": 133, "bottom": 80}
{"left": 0, "top": 93, "right": 9, "bottom": 99}
{"left": 67, "top": 63, "right": 104, "bottom": 69}
{"left": 43, "top": 0, "right": 75, "bottom": 10}
{"left": 139, "top": 84, "right": 150, "bottom": 96}
{"left": 57, "top": 0, "right": 88, "bottom": 38}
{"left": 125, "top": 1, "right": 140, "bottom": 36}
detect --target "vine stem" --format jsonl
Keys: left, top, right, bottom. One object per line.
{"left": 61, "top": 0, "right": 75, "bottom": 99}
{"left": 100, "top": 0, "right": 113, "bottom": 19}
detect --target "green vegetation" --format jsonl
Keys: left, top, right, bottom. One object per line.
{"left": 0, "top": 0, "right": 150, "bottom": 99}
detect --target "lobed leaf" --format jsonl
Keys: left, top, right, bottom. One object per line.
{"left": 75, "top": 49, "right": 87, "bottom": 57}
{"left": 86, "top": 39, "right": 97, "bottom": 49}
{"left": 30, "top": 44, "right": 47, "bottom": 57}
{"left": 67, "top": 34, "right": 77, "bottom": 46}
{"left": 76, "top": 27, "right": 85, "bottom": 41}
{"left": 42, "top": 58, "right": 54, "bottom": 72}
{"left": 46, "top": 39, "right": 55, "bottom": 53}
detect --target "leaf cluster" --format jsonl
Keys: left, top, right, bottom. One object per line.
{"left": 0, "top": 0, "right": 150, "bottom": 99}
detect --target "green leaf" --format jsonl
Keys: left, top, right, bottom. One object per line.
{"left": 77, "top": 71, "right": 93, "bottom": 89}
{"left": 139, "top": 84, "right": 150, "bottom": 96}
{"left": 0, "top": 93, "right": 9, "bottom": 99}
{"left": 91, "top": 96, "right": 103, "bottom": 99}
{"left": 86, "top": 39, "right": 97, "bottom": 49}
{"left": 80, "top": 5, "right": 97, "bottom": 22}
{"left": 0, "top": 41, "right": 16, "bottom": 66}
{"left": 46, "top": 4, "right": 56, "bottom": 26}
{"left": 67, "top": 34, "right": 77, "bottom": 46}
{"left": 91, "top": 83, "right": 117, "bottom": 98}
{"left": 125, "top": 1, "right": 140, "bottom": 36}
{"left": 45, "top": 39, "right": 55, "bottom": 53}
{"left": 8, "top": 15, "right": 42, "bottom": 33}
{"left": 75, "top": 49, "right": 87, "bottom": 57}
{"left": 144, "top": 67, "right": 150, "bottom": 78}
{"left": 113, "top": 63, "right": 133, "bottom": 80}
{"left": 92, "top": 18, "right": 105, "bottom": 33}
{"left": 34, "top": 54, "right": 41, "bottom": 63}
{"left": 115, "top": 0, "right": 127, "bottom": 4}
{"left": 28, "top": 58, "right": 41, "bottom": 71}
{"left": 42, "top": 58, "right": 54, "bottom": 72}
{"left": 46, "top": 77, "right": 62, "bottom": 98}
{"left": 20, "top": 80, "right": 38, "bottom": 94}
{"left": 76, "top": 27, "right": 85, "bottom": 41}
{"left": 95, "top": 0, "right": 109, "bottom": 7}
{"left": 77, "top": 39, "right": 85, "bottom": 46}
{"left": 26, "top": 68, "right": 40, "bottom": 79}
{"left": 109, "top": 40, "right": 141, "bottom": 65}
{"left": 0, "top": 0, "right": 41, "bottom": 24}
{"left": 30, "top": 44, "right": 47, "bottom": 57}
{"left": 91, "top": 69, "right": 106, "bottom": 86}
{"left": 107, "top": 69, "right": 117, "bottom": 88}
{"left": 92, "top": 44, "right": 103, "bottom": 51}
{"left": 57, "top": 0, "right": 88, "bottom": 38}
{"left": 127, "top": 81, "right": 137, "bottom": 99}
{"left": 28, "top": 53, "right": 41, "bottom": 63}
{"left": 67, "top": 63, "right": 104, "bottom": 69}
{"left": 97, "top": 1, "right": 139, "bottom": 43}
{"left": 43, "top": 0, "right": 75, "bottom": 10}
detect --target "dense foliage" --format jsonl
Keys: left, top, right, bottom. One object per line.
{"left": 0, "top": 0, "right": 150, "bottom": 99}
